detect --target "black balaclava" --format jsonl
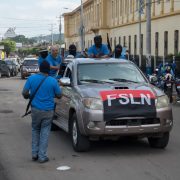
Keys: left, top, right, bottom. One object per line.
{"left": 94, "top": 35, "right": 102, "bottom": 48}
{"left": 115, "top": 44, "right": 123, "bottom": 58}
{"left": 39, "top": 50, "right": 48, "bottom": 59}
{"left": 69, "top": 44, "right": 77, "bottom": 57}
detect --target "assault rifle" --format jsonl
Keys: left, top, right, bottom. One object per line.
{"left": 107, "top": 33, "right": 113, "bottom": 57}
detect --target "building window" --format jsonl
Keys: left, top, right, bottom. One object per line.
{"left": 136, "top": 0, "right": 138, "bottom": 11}
{"left": 116, "top": 0, "right": 118, "bottom": 18}
{"left": 120, "top": 0, "right": 123, "bottom": 16}
{"left": 97, "top": 4, "right": 100, "bottom": 26}
{"left": 119, "top": 36, "right": 121, "bottom": 45}
{"left": 112, "top": 1, "right": 114, "bottom": 19}
{"left": 141, "top": 34, "right": 143, "bottom": 55}
{"left": 174, "top": 30, "right": 179, "bottom": 55}
{"left": 155, "top": 32, "right": 159, "bottom": 56}
{"left": 134, "top": 35, "right": 137, "bottom": 55}
{"left": 164, "top": 31, "right": 168, "bottom": 57}
{"left": 114, "top": 37, "right": 116, "bottom": 49}
{"left": 128, "top": 36, "right": 131, "bottom": 54}
{"left": 130, "top": 0, "right": 133, "bottom": 13}
{"left": 123, "top": 36, "right": 126, "bottom": 47}
{"left": 125, "top": 0, "right": 127, "bottom": 15}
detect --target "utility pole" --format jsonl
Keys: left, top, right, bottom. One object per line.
{"left": 80, "top": 0, "right": 85, "bottom": 51}
{"left": 138, "top": 0, "right": 143, "bottom": 68}
{"left": 59, "top": 15, "right": 62, "bottom": 45}
{"left": 50, "top": 24, "right": 54, "bottom": 46}
{"left": 146, "top": 0, "right": 152, "bottom": 75}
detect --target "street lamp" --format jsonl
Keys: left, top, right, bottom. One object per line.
{"left": 58, "top": 7, "right": 72, "bottom": 49}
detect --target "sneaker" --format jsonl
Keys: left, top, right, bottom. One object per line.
{"left": 32, "top": 155, "right": 38, "bottom": 161}
{"left": 38, "top": 157, "right": 49, "bottom": 163}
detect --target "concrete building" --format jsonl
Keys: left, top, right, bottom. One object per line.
{"left": 64, "top": 0, "right": 180, "bottom": 62}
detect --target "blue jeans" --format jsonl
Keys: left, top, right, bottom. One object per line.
{"left": 31, "top": 107, "right": 54, "bottom": 160}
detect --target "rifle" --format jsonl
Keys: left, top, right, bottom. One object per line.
{"left": 22, "top": 76, "right": 47, "bottom": 117}
{"left": 107, "top": 33, "right": 112, "bottom": 53}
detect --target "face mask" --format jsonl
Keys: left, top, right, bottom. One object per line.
{"left": 40, "top": 51, "right": 48, "bottom": 59}
{"left": 69, "top": 50, "right": 76, "bottom": 57}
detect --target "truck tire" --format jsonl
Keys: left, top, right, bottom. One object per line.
{"left": 148, "top": 132, "right": 169, "bottom": 149}
{"left": 70, "top": 114, "right": 90, "bottom": 152}
{"left": 21, "top": 74, "right": 25, "bottom": 79}
{"left": 7, "top": 70, "right": 11, "bottom": 77}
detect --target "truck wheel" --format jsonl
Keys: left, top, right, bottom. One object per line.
{"left": 7, "top": 70, "right": 11, "bottom": 77}
{"left": 70, "top": 114, "right": 90, "bottom": 152}
{"left": 148, "top": 132, "right": 169, "bottom": 149}
{"left": 21, "top": 74, "right": 25, "bottom": 79}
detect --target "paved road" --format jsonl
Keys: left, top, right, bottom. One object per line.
{"left": 0, "top": 76, "right": 180, "bottom": 180}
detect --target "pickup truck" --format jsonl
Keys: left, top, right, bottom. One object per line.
{"left": 53, "top": 58, "right": 173, "bottom": 152}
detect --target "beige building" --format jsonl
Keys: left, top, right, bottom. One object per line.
{"left": 64, "top": 0, "right": 180, "bottom": 59}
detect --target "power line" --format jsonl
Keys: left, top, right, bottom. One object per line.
{"left": 0, "top": 17, "right": 52, "bottom": 22}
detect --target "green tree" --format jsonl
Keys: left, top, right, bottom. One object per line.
{"left": 10, "top": 35, "right": 36, "bottom": 45}
{"left": 0, "top": 40, "right": 16, "bottom": 57}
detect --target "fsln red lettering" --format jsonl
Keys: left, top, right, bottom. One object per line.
{"left": 106, "top": 93, "right": 152, "bottom": 106}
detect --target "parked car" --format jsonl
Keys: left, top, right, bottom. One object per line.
{"left": 20, "top": 58, "right": 39, "bottom": 79}
{"left": 4, "top": 59, "right": 18, "bottom": 76}
{"left": 9, "top": 57, "right": 21, "bottom": 72}
{"left": 54, "top": 58, "right": 173, "bottom": 152}
{"left": 0, "top": 60, "right": 11, "bottom": 77}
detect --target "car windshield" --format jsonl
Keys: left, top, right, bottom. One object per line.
{"left": 5, "top": 60, "right": 13, "bottom": 65}
{"left": 77, "top": 63, "right": 146, "bottom": 85}
{"left": 23, "top": 60, "right": 38, "bottom": 66}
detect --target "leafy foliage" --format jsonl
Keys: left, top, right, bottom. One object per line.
{"left": 9, "top": 35, "right": 36, "bottom": 44}
{"left": 0, "top": 40, "right": 16, "bottom": 57}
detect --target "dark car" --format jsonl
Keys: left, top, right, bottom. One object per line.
{"left": 5, "top": 59, "right": 18, "bottom": 76}
{"left": 0, "top": 60, "right": 11, "bottom": 78}
{"left": 21, "top": 58, "right": 39, "bottom": 79}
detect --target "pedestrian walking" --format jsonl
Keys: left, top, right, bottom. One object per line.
{"left": 22, "top": 61, "right": 61, "bottom": 163}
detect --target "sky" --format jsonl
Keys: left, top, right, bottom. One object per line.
{"left": 0, "top": 0, "right": 80, "bottom": 38}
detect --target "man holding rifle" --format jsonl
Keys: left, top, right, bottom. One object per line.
{"left": 88, "top": 35, "right": 109, "bottom": 58}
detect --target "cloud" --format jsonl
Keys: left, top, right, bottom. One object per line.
{"left": 0, "top": 0, "right": 80, "bottom": 37}
{"left": 36, "top": 0, "right": 79, "bottom": 10}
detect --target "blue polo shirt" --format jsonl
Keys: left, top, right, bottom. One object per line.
{"left": 23, "top": 73, "right": 61, "bottom": 110}
{"left": 113, "top": 54, "right": 127, "bottom": 60}
{"left": 46, "top": 54, "right": 62, "bottom": 77}
{"left": 88, "top": 44, "right": 109, "bottom": 57}
{"left": 38, "top": 56, "right": 45, "bottom": 66}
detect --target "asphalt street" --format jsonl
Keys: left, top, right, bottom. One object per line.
{"left": 0, "top": 75, "right": 180, "bottom": 180}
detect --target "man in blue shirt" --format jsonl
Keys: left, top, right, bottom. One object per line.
{"left": 88, "top": 35, "right": 110, "bottom": 58}
{"left": 46, "top": 45, "right": 62, "bottom": 77}
{"left": 22, "top": 61, "right": 61, "bottom": 163}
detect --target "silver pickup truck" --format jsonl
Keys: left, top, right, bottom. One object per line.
{"left": 53, "top": 58, "right": 173, "bottom": 152}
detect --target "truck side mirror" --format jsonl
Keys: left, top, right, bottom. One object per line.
{"left": 59, "top": 77, "right": 71, "bottom": 86}
{"left": 149, "top": 75, "right": 158, "bottom": 85}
